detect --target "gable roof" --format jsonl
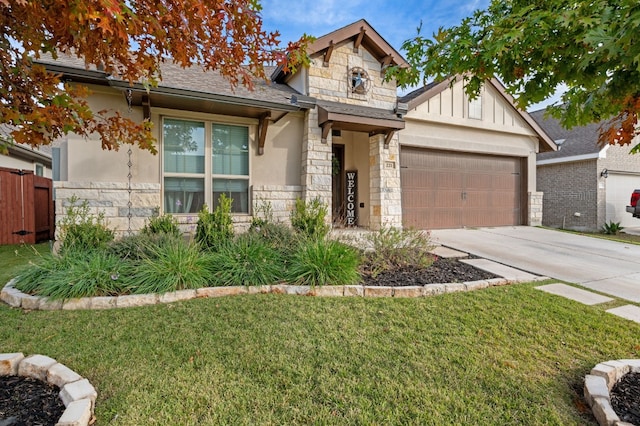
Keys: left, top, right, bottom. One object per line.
{"left": 530, "top": 109, "right": 604, "bottom": 162}
{"left": 309, "top": 19, "right": 408, "bottom": 67}
{"left": 272, "top": 19, "right": 408, "bottom": 82}
{"left": 401, "top": 77, "right": 557, "bottom": 153}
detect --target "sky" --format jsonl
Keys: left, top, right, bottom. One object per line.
{"left": 259, "top": 0, "right": 563, "bottom": 110}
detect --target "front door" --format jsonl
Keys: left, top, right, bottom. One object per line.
{"left": 331, "top": 145, "right": 345, "bottom": 225}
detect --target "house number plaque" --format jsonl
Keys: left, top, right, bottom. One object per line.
{"left": 345, "top": 170, "right": 357, "bottom": 227}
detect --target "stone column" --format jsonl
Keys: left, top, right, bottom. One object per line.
{"left": 300, "top": 109, "right": 333, "bottom": 215}
{"left": 528, "top": 191, "right": 543, "bottom": 226}
{"left": 369, "top": 133, "right": 402, "bottom": 230}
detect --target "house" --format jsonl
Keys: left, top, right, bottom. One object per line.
{"left": 37, "top": 19, "right": 554, "bottom": 235}
{"left": 0, "top": 142, "right": 52, "bottom": 178}
{"left": 533, "top": 109, "right": 640, "bottom": 231}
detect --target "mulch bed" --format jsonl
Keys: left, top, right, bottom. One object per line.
{"left": 0, "top": 375, "right": 65, "bottom": 426}
{"left": 361, "top": 257, "right": 499, "bottom": 287}
{"left": 611, "top": 371, "right": 640, "bottom": 425}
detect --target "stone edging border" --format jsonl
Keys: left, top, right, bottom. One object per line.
{"left": 0, "top": 353, "right": 96, "bottom": 426}
{"left": 584, "top": 359, "right": 640, "bottom": 426}
{"left": 1, "top": 275, "right": 550, "bottom": 311}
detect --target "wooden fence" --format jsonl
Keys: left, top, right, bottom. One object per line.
{"left": 0, "top": 167, "right": 54, "bottom": 245}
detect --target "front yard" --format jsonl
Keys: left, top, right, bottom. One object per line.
{"left": 2, "top": 250, "right": 638, "bottom": 424}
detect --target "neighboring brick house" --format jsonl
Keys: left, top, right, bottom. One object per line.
{"left": 533, "top": 109, "right": 640, "bottom": 231}
{"left": 37, "top": 19, "right": 554, "bottom": 235}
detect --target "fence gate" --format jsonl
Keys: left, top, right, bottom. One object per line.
{"left": 0, "top": 167, "right": 54, "bottom": 245}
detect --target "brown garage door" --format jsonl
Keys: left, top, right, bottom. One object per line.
{"left": 401, "top": 148, "right": 523, "bottom": 229}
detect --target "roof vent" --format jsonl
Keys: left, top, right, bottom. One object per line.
{"left": 554, "top": 139, "right": 565, "bottom": 150}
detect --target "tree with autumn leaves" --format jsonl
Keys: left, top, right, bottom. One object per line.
{"left": 393, "top": 0, "right": 640, "bottom": 153}
{"left": 0, "top": 0, "right": 310, "bottom": 154}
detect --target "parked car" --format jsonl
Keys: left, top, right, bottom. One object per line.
{"left": 627, "top": 189, "right": 640, "bottom": 218}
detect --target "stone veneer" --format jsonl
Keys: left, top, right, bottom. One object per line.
{"left": 0, "top": 353, "right": 97, "bottom": 426}
{"left": 54, "top": 181, "right": 161, "bottom": 237}
{"left": 528, "top": 191, "right": 544, "bottom": 226}
{"left": 584, "top": 359, "right": 640, "bottom": 426}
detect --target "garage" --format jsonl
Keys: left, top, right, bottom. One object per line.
{"left": 606, "top": 172, "right": 640, "bottom": 228}
{"left": 401, "top": 148, "right": 524, "bottom": 229}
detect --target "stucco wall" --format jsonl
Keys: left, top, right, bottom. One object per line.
{"left": 0, "top": 155, "right": 52, "bottom": 178}
{"left": 537, "top": 159, "right": 598, "bottom": 231}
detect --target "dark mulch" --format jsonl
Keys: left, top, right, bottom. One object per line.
{"left": 361, "top": 257, "right": 499, "bottom": 287}
{"left": 0, "top": 375, "right": 65, "bottom": 426}
{"left": 611, "top": 371, "right": 640, "bottom": 425}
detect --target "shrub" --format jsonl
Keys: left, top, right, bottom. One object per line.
{"left": 142, "top": 211, "right": 181, "bottom": 237}
{"left": 249, "top": 199, "right": 274, "bottom": 231}
{"left": 286, "top": 239, "right": 361, "bottom": 286}
{"left": 196, "top": 194, "right": 234, "bottom": 250}
{"left": 362, "top": 227, "right": 434, "bottom": 278}
{"left": 290, "top": 197, "right": 329, "bottom": 240}
{"left": 208, "top": 234, "right": 284, "bottom": 287}
{"left": 14, "top": 251, "right": 128, "bottom": 300}
{"left": 127, "top": 238, "right": 213, "bottom": 294}
{"left": 602, "top": 221, "right": 624, "bottom": 235}
{"left": 248, "top": 222, "right": 300, "bottom": 257}
{"left": 58, "top": 196, "right": 115, "bottom": 254}
{"left": 107, "top": 232, "right": 182, "bottom": 261}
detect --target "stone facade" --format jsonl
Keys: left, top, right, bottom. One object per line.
{"left": 527, "top": 191, "right": 544, "bottom": 226}
{"left": 54, "top": 181, "right": 161, "bottom": 237}
{"left": 252, "top": 185, "right": 303, "bottom": 223}
{"left": 369, "top": 133, "right": 402, "bottom": 229}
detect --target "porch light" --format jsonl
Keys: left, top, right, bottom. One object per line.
{"left": 601, "top": 169, "right": 609, "bottom": 179}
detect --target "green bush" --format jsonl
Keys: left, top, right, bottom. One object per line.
{"left": 249, "top": 199, "right": 274, "bottom": 231}
{"left": 107, "top": 232, "right": 182, "bottom": 261}
{"left": 142, "top": 211, "right": 181, "bottom": 237}
{"left": 58, "top": 196, "right": 115, "bottom": 254}
{"left": 286, "top": 239, "right": 361, "bottom": 286}
{"left": 196, "top": 194, "right": 234, "bottom": 250}
{"left": 248, "top": 222, "right": 300, "bottom": 257}
{"left": 290, "top": 197, "right": 329, "bottom": 240}
{"left": 127, "top": 239, "right": 213, "bottom": 294}
{"left": 14, "top": 251, "right": 128, "bottom": 300}
{"left": 602, "top": 221, "right": 624, "bottom": 235}
{"left": 362, "top": 227, "right": 434, "bottom": 277}
{"left": 208, "top": 234, "right": 284, "bottom": 287}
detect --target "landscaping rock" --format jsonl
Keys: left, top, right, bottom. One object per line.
{"left": 246, "top": 285, "right": 271, "bottom": 294}
{"left": 313, "top": 286, "right": 345, "bottom": 297}
{"left": 444, "top": 283, "right": 467, "bottom": 293}
{"left": 55, "top": 398, "right": 92, "bottom": 426}
{"left": 0, "top": 353, "right": 24, "bottom": 376}
{"left": 591, "top": 396, "right": 620, "bottom": 426}
{"left": 47, "top": 363, "right": 82, "bottom": 388}
{"left": 393, "top": 286, "right": 424, "bottom": 298}
{"left": 159, "top": 290, "right": 197, "bottom": 304}
{"left": 1, "top": 285, "right": 23, "bottom": 308}
{"left": 343, "top": 285, "right": 364, "bottom": 297}
{"left": 585, "top": 374, "right": 610, "bottom": 406}
{"left": 18, "top": 355, "right": 57, "bottom": 381}
{"left": 59, "top": 379, "right": 97, "bottom": 407}
{"left": 20, "top": 294, "right": 41, "bottom": 310}
{"left": 116, "top": 294, "right": 158, "bottom": 308}
{"left": 424, "top": 284, "right": 446, "bottom": 296}
{"left": 364, "top": 286, "right": 393, "bottom": 297}
{"left": 90, "top": 297, "right": 117, "bottom": 310}
{"left": 196, "top": 286, "right": 248, "bottom": 298}
{"left": 39, "top": 298, "right": 64, "bottom": 310}
{"left": 464, "top": 280, "right": 490, "bottom": 291}
{"left": 62, "top": 298, "right": 92, "bottom": 310}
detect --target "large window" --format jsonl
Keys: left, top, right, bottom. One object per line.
{"left": 163, "top": 118, "right": 250, "bottom": 214}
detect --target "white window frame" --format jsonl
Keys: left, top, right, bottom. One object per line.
{"left": 161, "top": 116, "right": 252, "bottom": 215}
{"left": 467, "top": 93, "right": 483, "bottom": 120}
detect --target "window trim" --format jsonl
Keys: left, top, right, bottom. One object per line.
{"left": 161, "top": 115, "right": 253, "bottom": 215}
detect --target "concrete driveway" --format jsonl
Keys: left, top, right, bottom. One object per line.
{"left": 431, "top": 226, "right": 640, "bottom": 303}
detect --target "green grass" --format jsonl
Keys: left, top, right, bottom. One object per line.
{"left": 543, "top": 226, "right": 640, "bottom": 245}
{"left": 2, "top": 280, "right": 639, "bottom": 424}
{"left": 0, "top": 243, "right": 51, "bottom": 285}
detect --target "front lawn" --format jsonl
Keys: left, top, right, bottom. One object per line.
{"left": 2, "top": 280, "right": 638, "bottom": 424}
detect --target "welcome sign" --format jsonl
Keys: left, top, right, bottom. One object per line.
{"left": 345, "top": 170, "right": 357, "bottom": 227}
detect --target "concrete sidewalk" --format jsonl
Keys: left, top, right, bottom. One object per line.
{"left": 431, "top": 226, "right": 640, "bottom": 303}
